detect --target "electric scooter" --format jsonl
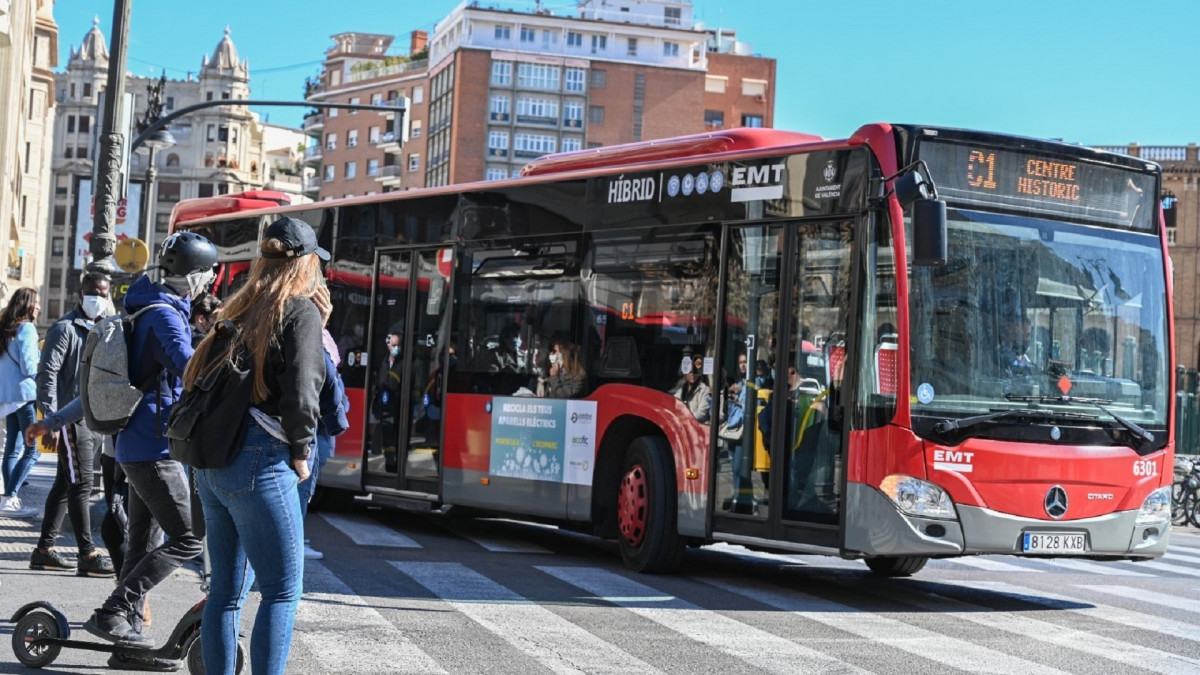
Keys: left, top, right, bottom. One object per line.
{"left": 9, "top": 598, "right": 244, "bottom": 673}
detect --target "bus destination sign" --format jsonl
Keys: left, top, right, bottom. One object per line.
{"left": 917, "top": 141, "right": 1157, "bottom": 231}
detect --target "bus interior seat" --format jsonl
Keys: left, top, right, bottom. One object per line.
{"left": 597, "top": 336, "right": 643, "bottom": 380}
{"left": 825, "top": 338, "right": 846, "bottom": 387}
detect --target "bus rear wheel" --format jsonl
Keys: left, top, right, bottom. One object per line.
{"left": 864, "top": 556, "right": 928, "bottom": 577}
{"left": 617, "top": 436, "right": 685, "bottom": 573}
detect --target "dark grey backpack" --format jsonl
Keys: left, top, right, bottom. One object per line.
{"left": 79, "top": 303, "right": 169, "bottom": 434}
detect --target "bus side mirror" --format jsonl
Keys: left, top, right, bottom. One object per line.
{"left": 912, "top": 198, "right": 947, "bottom": 267}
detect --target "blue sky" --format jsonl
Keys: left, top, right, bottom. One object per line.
{"left": 52, "top": 0, "right": 1200, "bottom": 145}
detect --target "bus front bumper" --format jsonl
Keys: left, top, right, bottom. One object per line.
{"left": 845, "top": 483, "right": 1170, "bottom": 559}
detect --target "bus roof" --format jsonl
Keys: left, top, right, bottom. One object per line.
{"left": 520, "top": 128, "right": 824, "bottom": 177}
{"left": 170, "top": 190, "right": 291, "bottom": 226}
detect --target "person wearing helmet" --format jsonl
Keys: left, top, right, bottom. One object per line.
{"left": 82, "top": 232, "right": 216, "bottom": 656}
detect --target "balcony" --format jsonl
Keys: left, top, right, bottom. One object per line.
{"left": 303, "top": 145, "right": 323, "bottom": 165}
{"left": 375, "top": 164, "right": 402, "bottom": 186}
{"left": 302, "top": 113, "right": 324, "bottom": 136}
{"left": 377, "top": 131, "right": 402, "bottom": 157}
{"left": 303, "top": 175, "right": 321, "bottom": 195}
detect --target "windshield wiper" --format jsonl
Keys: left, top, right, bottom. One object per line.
{"left": 1005, "top": 394, "right": 1155, "bottom": 449}
{"left": 933, "top": 407, "right": 1093, "bottom": 435}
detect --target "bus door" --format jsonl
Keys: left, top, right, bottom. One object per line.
{"left": 364, "top": 246, "right": 453, "bottom": 497}
{"left": 711, "top": 220, "right": 855, "bottom": 548}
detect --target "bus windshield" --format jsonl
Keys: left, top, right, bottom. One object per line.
{"left": 909, "top": 208, "right": 1170, "bottom": 432}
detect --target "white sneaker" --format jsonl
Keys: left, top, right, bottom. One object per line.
{"left": 0, "top": 495, "right": 39, "bottom": 519}
{"left": 304, "top": 545, "right": 324, "bottom": 560}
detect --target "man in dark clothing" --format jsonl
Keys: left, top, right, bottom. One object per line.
{"left": 83, "top": 232, "right": 217, "bottom": 651}
{"left": 30, "top": 272, "right": 116, "bottom": 577}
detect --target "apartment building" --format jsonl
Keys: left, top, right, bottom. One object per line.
{"left": 45, "top": 24, "right": 304, "bottom": 316}
{"left": 0, "top": 0, "right": 57, "bottom": 308}
{"left": 306, "top": 0, "right": 775, "bottom": 196}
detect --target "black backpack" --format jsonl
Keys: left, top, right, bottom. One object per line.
{"left": 165, "top": 320, "right": 254, "bottom": 469}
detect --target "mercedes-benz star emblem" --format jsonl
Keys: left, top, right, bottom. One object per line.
{"left": 1044, "top": 486, "right": 1068, "bottom": 519}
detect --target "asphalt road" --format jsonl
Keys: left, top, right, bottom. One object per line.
{"left": 2, "top": 453, "right": 1199, "bottom": 674}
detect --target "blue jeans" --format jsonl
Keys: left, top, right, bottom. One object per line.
{"left": 197, "top": 422, "right": 303, "bottom": 675}
{"left": 3, "top": 402, "right": 39, "bottom": 497}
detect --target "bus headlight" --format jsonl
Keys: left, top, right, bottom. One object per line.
{"left": 1136, "top": 486, "right": 1172, "bottom": 525}
{"left": 879, "top": 475, "right": 957, "bottom": 520}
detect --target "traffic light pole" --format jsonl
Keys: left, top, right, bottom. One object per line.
{"left": 88, "top": 0, "right": 131, "bottom": 275}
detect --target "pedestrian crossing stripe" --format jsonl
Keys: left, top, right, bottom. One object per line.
{"left": 317, "top": 512, "right": 422, "bottom": 548}
{"left": 391, "top": 561, "right": 660, "bottom": 674}
{"left": 1079, "top": 584, "right": 1200, "bottom": 613}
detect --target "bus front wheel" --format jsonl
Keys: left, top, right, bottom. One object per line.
{"left": 864, "top": 555, "right": 928, "bottom": 577}
{"left": 616, "top": 436, "right": 685, "bottom": 573}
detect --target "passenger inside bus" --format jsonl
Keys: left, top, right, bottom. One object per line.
{"left": 542, "top": 339, "right": 586, "bottom": 399}
{"left": 374, "top": 331, "right": 403, "bottom": 472}
{"left": 672, "top": 357, "right": 711, "bottom": 423}
{"left": 472, "top": 323, "right": 528, "bottom": 395}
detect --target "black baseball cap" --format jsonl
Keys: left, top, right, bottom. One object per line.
{"left": 262, "top": 217, "right": 330, "bottom": 261}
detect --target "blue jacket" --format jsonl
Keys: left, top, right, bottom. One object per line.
{"left": 116, "top": 275, "right": 193, "bottom": 463}
{"left": 318, "top": 349, "right": 349, "bottom": 438}
{"left": 0, "top": 322, "right": 39, "bottom": 404}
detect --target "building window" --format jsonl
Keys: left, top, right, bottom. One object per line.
{"left": 664, "top": 6, "right": 682, "bottom": 24}
{"left": 541, "top": 30, "right": 557, "bottom": 48}
{"left": 51, "top": 237, "right": 65, "bottom": 257}
{"left": 495, "top": 25, "right": 511, "bottom": 40}
{"left": 565, "top": 68, "right": 585, "bottom": 92}
{"left": 367, "top": 158, "right": 379, "bottom": 176}
{"left": 166, "top": 153, "right": 180, "bottom": 167}
{"left": 83, "top": 83, "right": 92, "bottom": 97}
{"left": 157, "top": 182, "right": 181, "bottom": 203}
{"left": 218, "top": 183, "right": 230, "bottom": 195}
{"left": 490, "top": 95, "right": 510, "bottom": 116}
{"left": 79, "top": 116, "right": 90, "bottom": 133}
{"left": 517, "top": 63, "right": 560, "bottom": 89}
{"left": 49, "top": 268, "right": 63, "bottom": 288}
{"left": 411, "top": 120, "right": 422, "bottom": 138}
{"left": 520, "top": 27, "right": 536, "bottom": 43}
{"left": 567, "top": 31, "right": 582, "bottom": 47}
{"left": 514, "top": 133, "right": 556, "bottom": 155}
{"left": 165, "top": 96, "right": 175, "bottom": 110}
{"left": 517, "top": 97, "right": 557, "bottom": 119}
{"left": 324, "top": 165, "right": 335, "bottom": 182}
{"left": 326, "top": 133, "right": 337, "bottom": 150}
{"left": 663, "top": 41, "right": 679, "bottom": 57}
{"left": 627, "top": 38, "right": 638, "bottom": 56}
{"left": 369, "top": 126, "right": 380, "bottom": 144}
{"left": 591, "top": 35, "right": 607, "bottom": 54}
{"left": 563, "top": 101, "right": 583, "bottom": 124}
{"left": 345, "top": 161, "right": 357, "bottom": 179}
{"left": 704, "top": 110, "right": 724, "bottom": 128}
{"left": 371, "top": 93, "right": 382, "bottom": 105}
{"left": 742, "top": 79, "right": 768, "bottom": 97}
{"left": 69, "top": 82, "right": 75, "bottom": 98}
{"left": 413, "top": 86, "right": 424, "bottom": 104}
{"left": 328, "top": 107, "right": 338, "bottom": 118}
{"left": 588, "top": 105, "right": 605, "bottom": 124}
{"left": 76, "top": 146, "right": 87, "bottom": 159}
{"left": 706, "top": 76, "right": 727, "bottom": 93}
{"left": 198, "top": 183, "right": 214, "bottom": 198}
{"left": 408, "top": 154, "right": 420, "bottom": 172}
{"left": 53, "top": 205, "right": 66, "bottom": 225}
{"left": 156, "top": 213, "right": 171, "bottom": 233}
{"left": 206, "top": 92, "right": 214, "bottom": 101}
{"left": 561, "top": 136, "right": 582, "bottom": 152}
{"left": 347, "top": 129, "right": 359, "bottom": 147}
{"left": 488, "top": 131, "right": 509, "bottom": 150}
{"left": 590, "top": 69, "right": 606, "bottom": 88}
{"left": 742, "top": 114, "right": 764, "bottom": 128}
{"left": 349, "top": 96, "right": 360, "bottom": 114}
{"left": 486, "top": 167, "right": 507, "bottom": 181}
{"left": 491, "top": 61, "right": 512, "bottom": 86}
{"left": 67, "top": 115, "right": 75, "bottom": 132}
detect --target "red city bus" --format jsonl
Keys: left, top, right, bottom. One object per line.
{"left": 171, "top": 124, "right": 1175, "bottom": 575}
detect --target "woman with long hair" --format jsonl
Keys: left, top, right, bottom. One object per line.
{"left": 187, "top": 217, "right": 328, "bottom": 674}
{"left": 0, "top": 287, "right": 41, "bottom": 518}
{"left": 544, "top": 339, "right": 587, "bottom": 398}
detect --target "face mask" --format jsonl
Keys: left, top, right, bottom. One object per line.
{"left": 185, "top": 269, "right": 216, "bottom": 299}
{"left": 390, "top": 346, "right": 401, "bottom": 357}
{"left": 549, "top": 353, "right": 561, "bottom": 366}
{"left": 80, "top": 295, "right": 107, "bottom": 319}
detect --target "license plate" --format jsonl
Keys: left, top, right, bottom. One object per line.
{"left": 1022, "top": 532, "right": 1087, "bottom": 554}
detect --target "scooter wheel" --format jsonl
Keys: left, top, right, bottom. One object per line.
{"left": 12, "top": 610, "right": 62, "bottom": 668}
{"left": 183, "top": 631, "right": 246, "bottom": 674}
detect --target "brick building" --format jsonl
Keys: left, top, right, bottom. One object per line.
{"left": 305, "top": 0, "right": 775, "bottom": 197}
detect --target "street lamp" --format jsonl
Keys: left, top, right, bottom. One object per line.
{"left": 138, "top": 127, "right": 176, "bottom": 258}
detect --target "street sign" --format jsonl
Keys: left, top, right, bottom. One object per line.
{"left": 114, "top": 237, "right": 150, "bottom": 272}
